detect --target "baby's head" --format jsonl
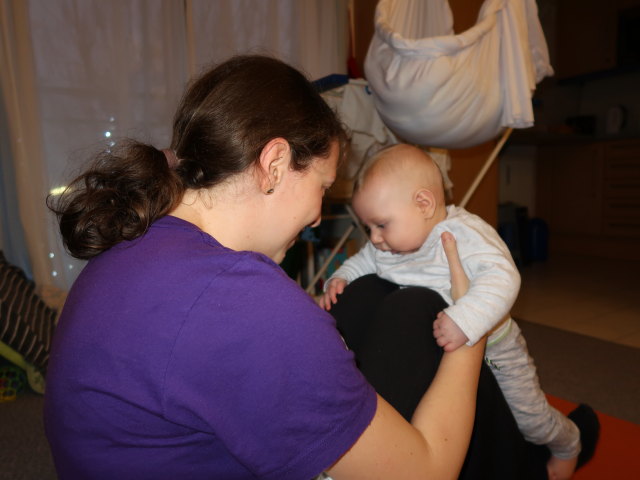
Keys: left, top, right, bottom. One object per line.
{"left": 352, "top": 144, "right": 447, "bottom": 254}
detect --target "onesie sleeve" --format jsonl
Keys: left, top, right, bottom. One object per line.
{"left": 162, "top": 254, "right": 377, "bottom": 480}
{"left": 326, "top": 241, "right": 378, "bottom": 290}
{"left": 440, "top": 219, "right": 521, "bottom": 346}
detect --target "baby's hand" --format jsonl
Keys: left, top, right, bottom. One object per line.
{"left": 318, "top": 278, "right": 347, "bottom": 311}
{"left": 433, "top": 312, "right": 469, "bottom": 352}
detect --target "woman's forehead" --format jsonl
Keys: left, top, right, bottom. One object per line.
{"left": 311, "top": 143, "right": 339, "bottom": 178}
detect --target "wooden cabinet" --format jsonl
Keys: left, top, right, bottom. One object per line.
{"left": 602, "top": 141, "right": 640, "bottom": 237}
{"left": 536, "top": 139, "right": 640, "bottom": 259}
{"left": 555, "top": 0, "right": 640, "bottom": 79}
{"left": 556, "top": 0, "right": 618, "bottom": 79}
{"left": 537, "top": 143, "right": 603, "bottom": 235}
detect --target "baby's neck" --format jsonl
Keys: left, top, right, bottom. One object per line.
{"left": 420, "top": 205, "right": 448, "bottom": 247}
{"left": 434, "top": 204, "right": 448, "bottom": 224}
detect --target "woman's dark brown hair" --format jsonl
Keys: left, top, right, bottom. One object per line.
{"left": 48, "top": 55, "right": 346, "bottom": 260}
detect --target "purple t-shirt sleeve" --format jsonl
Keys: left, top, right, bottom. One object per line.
{"left": 162, "top": 254, "right": 377, "bottom": 480}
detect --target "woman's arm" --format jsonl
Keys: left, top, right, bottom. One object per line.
{"left": 327, "top": 232, "right": 485, "bottom": 479}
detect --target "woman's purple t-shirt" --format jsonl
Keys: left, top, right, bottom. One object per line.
{"left": 44, "top": 216, "right": 376, "bottom": 480}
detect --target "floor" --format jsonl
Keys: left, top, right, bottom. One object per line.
{"left": 512, "top": 253, "right": 640, "bottom": 349}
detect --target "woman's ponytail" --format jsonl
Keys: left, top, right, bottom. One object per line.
{"left": 48, "top": 141, "right": 183, "bottom": 260}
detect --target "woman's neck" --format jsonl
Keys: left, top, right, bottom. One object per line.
{"left": 170, "top": 184, "right": 263, "bottom": 253}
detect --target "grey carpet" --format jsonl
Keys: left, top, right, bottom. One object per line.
{"left": 0, "top": 392, "right": 56, "bottom": 480}
{"left": 0, "top": 320, "right": 637, "bottom": 479}
{"left": 518, "top": 319, "right": 640, "bottom": 424}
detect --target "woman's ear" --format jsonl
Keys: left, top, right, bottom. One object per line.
{"left": 258, "top": 138, "right": 291, "bottom": 194}
{"left": 415, "top": 188, "right": 437, "bottom": 218}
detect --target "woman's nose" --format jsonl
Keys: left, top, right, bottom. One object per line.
{"left": 310, "top": 215, "right": 321, "bottom": 228}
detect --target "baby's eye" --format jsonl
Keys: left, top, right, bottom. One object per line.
{"left": 376, "top": 224, "right": 385, "bottom": 229}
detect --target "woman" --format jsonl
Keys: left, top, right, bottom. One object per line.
{"left": 45, "top": 55, "right": 493, "bottom": 479}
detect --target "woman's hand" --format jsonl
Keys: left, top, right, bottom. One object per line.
{"left": 433, "top": 232, "right": 471, "bottom": 351}
{"left": 441, "top": 231, "right": 469, "bottom": 301}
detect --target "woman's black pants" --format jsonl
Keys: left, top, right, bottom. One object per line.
{"left": 329, "top": 275, "right": 549, "bottom": 479}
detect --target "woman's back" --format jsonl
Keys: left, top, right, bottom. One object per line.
{"left": 44, "top": 215, "right": 376, "bottom": 479}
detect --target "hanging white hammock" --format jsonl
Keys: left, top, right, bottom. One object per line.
{"left": 364, "top": 0, "right": 554, "bottom": 149}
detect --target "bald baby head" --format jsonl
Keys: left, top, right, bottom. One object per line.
{"left": 354, "top": 144, "right": 446, "bottom": 205}
{"left": 351, "top": 144, "right": 448, "bottom": 254}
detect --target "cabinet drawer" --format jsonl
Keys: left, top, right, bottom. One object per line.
{"left": 605, "top": 158, "right": 640, "bottom": 180}
{"left": 606, "top": 140, "right": 640, "bottom": 159}
{"left": 604, "top": 177, "right": 640, "bottom": 198}
{"left": 602, "top": 211, "right": 640, "bottom": 237}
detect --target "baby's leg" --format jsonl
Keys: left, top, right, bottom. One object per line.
{"left": 486, "top": 320, "right": 580, "bottom": 459}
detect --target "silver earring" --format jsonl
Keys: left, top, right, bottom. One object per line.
{"left": 266, "top": 188, "right": 274, "bottom": 195}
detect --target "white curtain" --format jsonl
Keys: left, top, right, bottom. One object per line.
{"left": 0, "top": 0, "right": 348, "bottom": 294}
{"left": 189, "top": 0, "right": 348, "bottom": 80}
{"left": 27, "top": 0, "right": 189, "bottom": 295}
{"left": 0, "top": 0, "right": 50, "bottom": 286}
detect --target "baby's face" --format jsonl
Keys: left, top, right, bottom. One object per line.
{"left": 353, "top": 176, "right": 432, "bottom": 254}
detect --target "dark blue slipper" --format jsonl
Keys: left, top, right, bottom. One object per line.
{"left": 568, "top": 404, "right": 600, "bottom": 469}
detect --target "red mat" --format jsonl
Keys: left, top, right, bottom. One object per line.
{"left": 546, "top": 395, "right": 640, "bottom": 479}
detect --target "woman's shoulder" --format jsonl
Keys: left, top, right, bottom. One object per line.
{"left": 144, "top": 218, "right": 318, "bottom": 319}
{"left": 82, "top": 215, "right": 293, "bottom": 307}
{"left": 202, "top": 247, "right": 322, "bottom": 325}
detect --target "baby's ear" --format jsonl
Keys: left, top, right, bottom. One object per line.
{"left": 414, "top": 188, "right": 437, "bottom": 218}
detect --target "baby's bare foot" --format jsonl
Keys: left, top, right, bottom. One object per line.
{"left": 546, "top": 455, "right": 577, "bottom": 480}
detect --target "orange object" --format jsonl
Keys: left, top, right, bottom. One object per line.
{"left": 546, "top": 394, "right": 640, "bottom": 479}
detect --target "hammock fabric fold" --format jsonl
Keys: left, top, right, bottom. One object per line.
{"left": 364, "top": 0, "right": 554, "bottom": 148}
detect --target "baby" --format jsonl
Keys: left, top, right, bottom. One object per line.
{"left": 320, "top": 144, "right": 593, "bottom": 479}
